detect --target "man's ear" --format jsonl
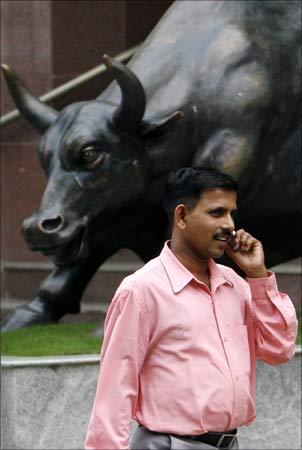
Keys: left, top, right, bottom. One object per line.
{"left": 174, "top": 204, "right": 188, "bottom": 230}
{"left": 139, "top": 111, "right": 184, "bottom": 140}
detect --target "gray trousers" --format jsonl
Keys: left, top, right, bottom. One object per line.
{"left": 131, "top": 425, "right": 239, "bottom": 450}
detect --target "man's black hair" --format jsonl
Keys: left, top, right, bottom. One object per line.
{"left": 163, "top": 167, "right": 239, "bottom": 224}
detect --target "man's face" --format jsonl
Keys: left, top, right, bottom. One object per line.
{"left": 176, "top": 188, "right": 237, "bottom": 261}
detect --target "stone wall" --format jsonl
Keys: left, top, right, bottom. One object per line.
{"left": 1, "top": 350, "right": 301, "bottom": 449}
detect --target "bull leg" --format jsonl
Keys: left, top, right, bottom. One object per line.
{"left": 1, "top": 207, "right": 167, "bottom": 332}
{"left": 1, "top": 246, "right": 115, "bottom": 332}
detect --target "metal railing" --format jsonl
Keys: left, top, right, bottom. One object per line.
{"left": 0, "top": 44, "right": 140, "bottom": 128}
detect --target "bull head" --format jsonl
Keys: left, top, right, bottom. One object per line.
{"left": 1, "top": 56, "right": 183, "bottom": 265}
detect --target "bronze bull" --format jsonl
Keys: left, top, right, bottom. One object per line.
{"left": 1, "top": 0, "right": 301, "bottom": 330}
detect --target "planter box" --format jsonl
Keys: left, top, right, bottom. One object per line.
{"left": 1, "top": 349, "right": 301, "bottom": 450}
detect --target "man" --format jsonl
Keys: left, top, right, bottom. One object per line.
{"left": 85, "top": 167, "right": 297, "bottom": 450}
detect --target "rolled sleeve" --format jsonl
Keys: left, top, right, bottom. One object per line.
{"left": 248, "top": 272, "right": 298, "bottom": 365}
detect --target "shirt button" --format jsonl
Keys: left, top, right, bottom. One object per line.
{"left": 224, "top": 337, "right": 228, "bottom": 342}
{"left": 235, "top": 376, "right": 239, "bottom": 381}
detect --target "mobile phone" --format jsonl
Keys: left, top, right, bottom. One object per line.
{"left": 228, "top": 230, "right": 240, "bottom": 251}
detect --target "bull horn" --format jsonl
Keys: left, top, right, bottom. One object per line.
{"left": 102, "top": 54, "right": 146, "bottom": 132}
{"left": 1, "top": 64, "right": 58, "bottom": 133}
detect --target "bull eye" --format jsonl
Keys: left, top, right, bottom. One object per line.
{"left": 79, "top": 146, "right": 106, "bottom": 170}
{"left": 81, "top": 146, "right": 99, "bottom": 163}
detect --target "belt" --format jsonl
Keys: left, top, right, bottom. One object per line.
{"left": 179, "top": 429, "right": 237, "bottom": 449}
{"left": 139, "top": 425, "right": 237, "bottom": 449}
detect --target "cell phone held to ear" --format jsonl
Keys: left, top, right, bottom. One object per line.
{"left": 228, "top": 230, "right": 241, "bottom": 252}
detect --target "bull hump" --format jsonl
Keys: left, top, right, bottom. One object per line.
{"left": 101, "top": 0, "right": 295, "bottom": 112}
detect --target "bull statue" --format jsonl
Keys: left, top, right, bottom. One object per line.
{"left": 1, "top": 0, "right": 301, "bottom": 331}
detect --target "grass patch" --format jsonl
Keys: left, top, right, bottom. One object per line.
{"left": 1, "top": 322, "right": 102, "bottom": 357}
{"left": 1, "top": 316, "right": 301, "bottom": 357}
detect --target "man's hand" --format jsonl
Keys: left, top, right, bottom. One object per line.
{"left": 226, "top": 229, "right": 268, "bottom": 278}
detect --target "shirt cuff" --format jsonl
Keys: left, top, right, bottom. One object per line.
{"left": 247, "top": 271, "right": 278, "bottom": 302}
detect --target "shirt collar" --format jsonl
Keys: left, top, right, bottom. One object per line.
{"left": 160, "top": 241, "right": 233, "bottom": 294}
{"left": 208, "top": 258, "right": 234, "bottom": 291}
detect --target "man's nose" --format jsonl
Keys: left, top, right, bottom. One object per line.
{"left": 222, "top": 214, "right": 235, "bottom": 231}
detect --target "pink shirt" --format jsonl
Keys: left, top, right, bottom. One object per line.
{"left": 85, "top": 242, "right": 298, "bottom": 450}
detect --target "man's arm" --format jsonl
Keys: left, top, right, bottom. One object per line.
{"left": 226, "top": 229, "right": 298, "bottom": 364}
{"left": 85, "top": 287, "right": 149, "bottom": 450}
{"left": 247, "top": 272, "right": 297, "bottom": 364}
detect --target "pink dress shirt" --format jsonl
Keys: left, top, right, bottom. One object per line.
{"left": 85, "top": 242, "right": 298, "bottom": 450}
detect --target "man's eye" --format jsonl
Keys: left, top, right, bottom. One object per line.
{"left": 210, "top": 210, "right": 222, "bottom": 217}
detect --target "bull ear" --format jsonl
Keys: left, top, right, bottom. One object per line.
{"left": 139, "top": 111, "right": 184, "bottom": 140}
{"left": 102, "top": 54, "right": 146, "bottom": 132}
{"left": 1, "top": 64, "right": 58, "bottom": 134}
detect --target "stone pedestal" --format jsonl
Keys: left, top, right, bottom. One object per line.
{"left": 1, "top": 349, "right": 301, "bottom": 449}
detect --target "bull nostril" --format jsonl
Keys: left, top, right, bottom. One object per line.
{"left": 39, "top": 214, "right": 64, "bottom": 234}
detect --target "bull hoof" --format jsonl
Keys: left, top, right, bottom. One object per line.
{"left": 1, "top": 299, "right": 59, "bottom": 332}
